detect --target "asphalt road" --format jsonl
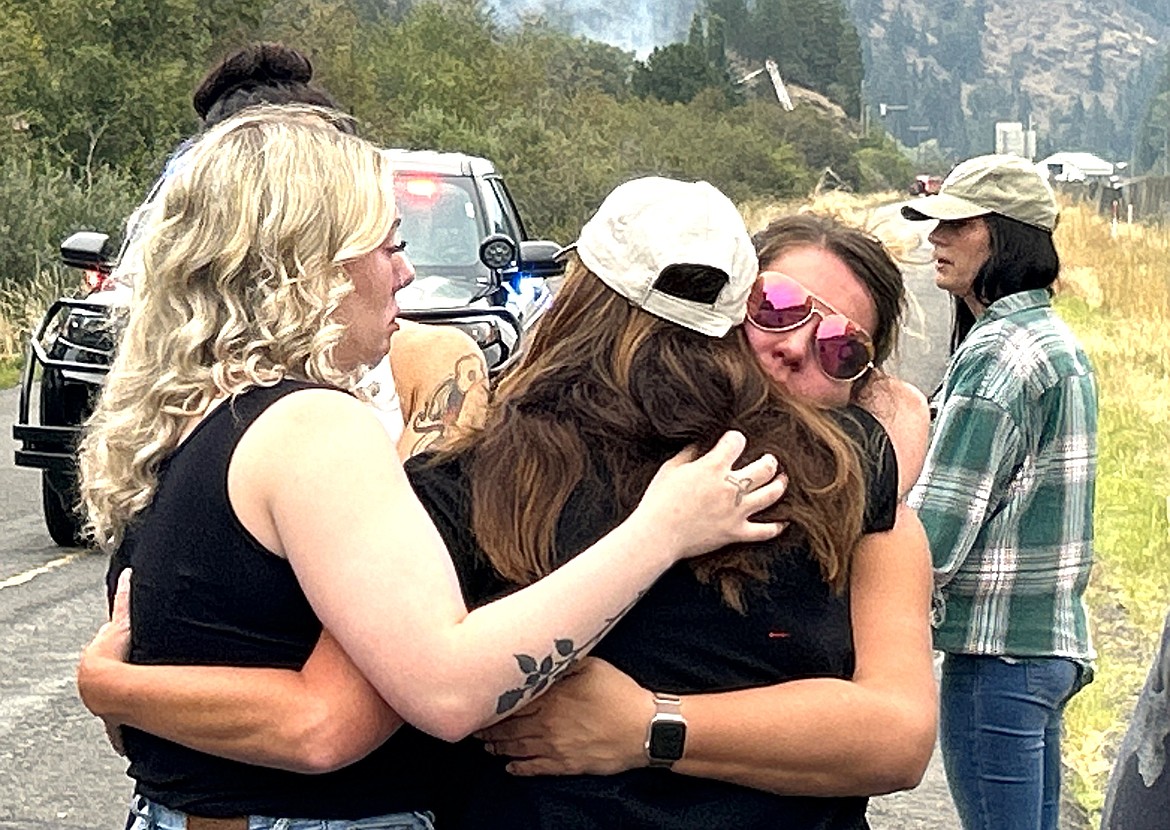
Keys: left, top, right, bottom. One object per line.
{"left": 0, "top": 203, "right": 959, "bottom": 829}
{"left": 0, "top": 389, "right": 130, "bottom": 828}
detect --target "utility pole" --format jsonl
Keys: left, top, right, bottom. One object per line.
{"left": 878, "top": 103, "right": 909, "bottom": 143}
{"left": 908, "top": 125, "right": 930, "bottom": 164}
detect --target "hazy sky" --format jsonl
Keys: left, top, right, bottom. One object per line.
{"left": 489, "top": 0, "right": 701, "bottom": 56}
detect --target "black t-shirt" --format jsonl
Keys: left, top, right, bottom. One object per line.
{"left": 406, "top": 406, "right": 898, "bottom": 830}
{"left": 106, "top": 381, "right": 469, "bottom": 821}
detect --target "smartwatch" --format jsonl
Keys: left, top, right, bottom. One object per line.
{"left": 644, "top": 692, "right": 687, "bottom": 768}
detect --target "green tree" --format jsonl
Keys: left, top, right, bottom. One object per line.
{"left": 7, "top": 0, "right": 271, "bottom": 176}
{"left": 704, "top": 0, "right": 749, "bottom": 57}
{"left": 1135, "top": 52, "right": 1170, "bottom": 173}
{"left": 0, "top": 0, "right": 891, "bottom": 287}
{"left": 632, "top": 41, "right": 733, "bottom": 106}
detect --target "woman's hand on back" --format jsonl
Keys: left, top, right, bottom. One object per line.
{"left": 477, "top": 658, "right": 651, "bottom": 776}
{"left": 634, "top": 430, "right": 787, "bottom": 560}
{"left": 77, "top": 568, "right": 132, "bottom": 755}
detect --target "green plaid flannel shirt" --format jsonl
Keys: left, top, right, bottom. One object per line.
{"left": 907, "top": 289, "right": 1097, "bottom": 660}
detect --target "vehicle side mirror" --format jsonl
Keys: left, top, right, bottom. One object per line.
{"left": 479, "top": 233, "right": 518, "bottom": 272}
{"left": 61, "top": 231, "right": 113, "bottom": 272}
{"left": 517, "top": 240, "right": 566, "bottom": 279}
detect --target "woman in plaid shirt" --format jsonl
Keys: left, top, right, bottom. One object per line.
{"left": 902, "top": 154, "right": 1097, "bottom": 830}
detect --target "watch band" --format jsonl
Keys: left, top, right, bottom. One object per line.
{"left": 645, "top": 692, "right": 687, "bottom": 768}
{"left": 653, "top": 692, "right": 683, "bottom": 714}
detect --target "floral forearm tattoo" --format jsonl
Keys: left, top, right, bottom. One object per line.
{"left": 495, "top": 591, "right": 644, "bottom": 715}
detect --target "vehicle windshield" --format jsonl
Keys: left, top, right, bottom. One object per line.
{"left": 395, "top": 174, "right": 481, "bottom": 270}
{"left": 393, "top": 172, "right": 490, "bottom": 309}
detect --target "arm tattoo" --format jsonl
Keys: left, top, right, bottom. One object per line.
{"left": 409, "top": 353, "right": 486, "bottom": 455}
{"left": 495, "top": 590, "right": 646, "bottom": 715}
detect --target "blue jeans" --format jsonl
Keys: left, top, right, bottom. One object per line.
{"left": 939, "top": 654, "right": 1082, "bottom": 830}
{"left": 127, "top": 795, "right": 436, "bottom": 830}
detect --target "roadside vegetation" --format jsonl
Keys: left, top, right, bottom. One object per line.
{"left": 1051, "top": 202, "right": 1170, "bottom": 823}
{"left": 0, "top": 0, "right": 912, "bottom": 373}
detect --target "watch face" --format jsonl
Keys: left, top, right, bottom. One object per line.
{"left": 649, "top": 719, "right": 686, "bottom": 761}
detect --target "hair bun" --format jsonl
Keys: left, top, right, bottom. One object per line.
{"left": 193, "top": 43, "right": 314, "bottom": 119}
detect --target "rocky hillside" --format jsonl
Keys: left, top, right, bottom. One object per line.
{"left": 488, "top": 0, "right": 1168, "bottom": 162}
{"left": 845, "top": 0, "right": 1169, "bottom": 161}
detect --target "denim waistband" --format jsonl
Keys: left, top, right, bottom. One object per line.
{"left": 128, "top": 795, "right": 436, "bottom": 830}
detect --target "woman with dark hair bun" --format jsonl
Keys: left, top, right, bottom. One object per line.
{"left": 191, "top": 42, "right": 354, "bottom": 131}
{"left": 128, "top": 42, "right": 484, "bottom": 460}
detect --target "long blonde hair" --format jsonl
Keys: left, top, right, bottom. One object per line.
{"left": 80, "top": 105, "right": 396, "bottom": 551}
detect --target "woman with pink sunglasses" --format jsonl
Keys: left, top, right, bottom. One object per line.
{"left": 746, "top": 214, "right": 931, "bottom": 497}
{"left": 467, "top": 213, "right": 936, "bottom": 820}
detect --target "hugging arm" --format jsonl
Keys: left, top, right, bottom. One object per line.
{"left": 256, "top": 395, "right": 785, "bottom": 742}
{"left": 78, "top": 394, "right": 786, "bottom": 764}
{"left": 481, "top": 504, "right": 937, "bottom": 796}
{"left": 78, "top": 572, "right": 401, "bottom": 774}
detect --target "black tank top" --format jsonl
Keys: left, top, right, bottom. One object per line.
{"left": 109, "top": 380, "right": 470, "bottom": 820}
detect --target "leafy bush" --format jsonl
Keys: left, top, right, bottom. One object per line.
{"left": 0, "top": 0, "right": 899, "bottom": 292}
{"left": 0, "top": 153, "right": 143, "bottom": 287}
{"left": 853, "top": 132, "right": 916, "bottom": 192}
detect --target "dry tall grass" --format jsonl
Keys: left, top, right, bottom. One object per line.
{"left": 1053, "top": 203, "right": 1170, "bottom": 821}
{"left": 741, "top": 189, "right": 926, "bottom": 265}
{"left": 0, "top": 269, "right": 75, "bottom": 359}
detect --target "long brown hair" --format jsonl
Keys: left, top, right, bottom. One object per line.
{"left": 446, "top": 258, "right": 868, "bottom": 611}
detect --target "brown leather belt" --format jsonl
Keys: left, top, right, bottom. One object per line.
{"left": 185, "top": 817, "right": 249, "bottom": 830}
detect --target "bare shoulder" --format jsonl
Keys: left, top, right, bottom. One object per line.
{"left": 391, "top": 319, "right": 481, "bottom": 366}
{"left": 859, "top": 376, "right": 931, "bottom": 496}
{"left": 390, "top": 320, "right": 484, "bottom": 402}
{"left": 244, "top": 387, "right": 398, "bottom": 463}
{"left": 390, "top": 321, "right": 489, "bottom": 457}
{"left": 228, "top": 387, "right": 403, "bottom": 554}
{"left": 864, "top": 376, "right": 929, "bottom": 425}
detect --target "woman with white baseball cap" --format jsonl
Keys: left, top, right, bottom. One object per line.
{"left": 79, "top": 175, "right": 935, "bottom": 829}
{"left": 902, "top": 153, "right": 1098, "bottom": 830}
{"left": 418, "top": 175, "right": 933, "bottom": 828}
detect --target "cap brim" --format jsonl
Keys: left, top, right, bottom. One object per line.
{"left": 901, "top": 193, "right": 991, "bottom": 223}
{"left": 553, "top": 242, "right": 577, "bottom": 261}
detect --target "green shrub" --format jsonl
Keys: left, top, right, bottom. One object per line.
{"left": 0, "top": 153, "right": 143, "bottom": 288}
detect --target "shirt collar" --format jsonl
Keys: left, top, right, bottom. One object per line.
{"left": 978, "top": 289, "right": 1052, "bottom": 323}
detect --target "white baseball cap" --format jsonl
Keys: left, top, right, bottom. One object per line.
{"left": 565, "top": 177, "right": 757, "bottom": 337}
{"left": 902, "top": 154, "right": 1059, "bottom": 231}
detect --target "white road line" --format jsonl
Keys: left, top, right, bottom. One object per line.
{"left": 0, "top": 552, "right": 86, "bottom": 590}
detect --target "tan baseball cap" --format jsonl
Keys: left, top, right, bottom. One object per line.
{"left": 565, "top": 177, "right": 757, "bottom": 337}
{"left": 902, "top": 154, "right": 1058, "bottom": 231}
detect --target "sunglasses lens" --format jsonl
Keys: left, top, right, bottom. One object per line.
{"left": 748, "top": 274, "right": 814, "bottom": 330}
{"left": 816, "top": 316, "right": 873, "bottom": 380}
